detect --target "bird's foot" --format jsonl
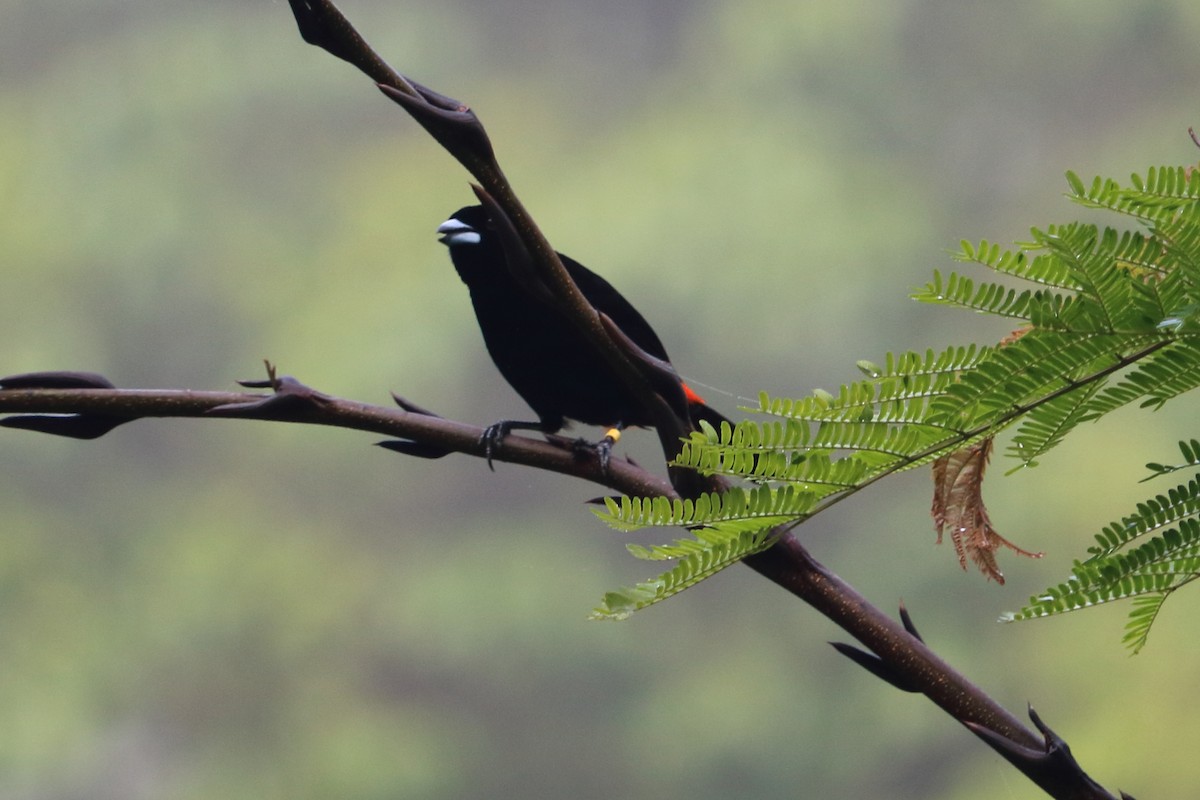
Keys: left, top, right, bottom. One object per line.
{"left": 480, "top": 421, "right": 512, "bottom": 471}
{"left": 572, "top": 426, "right": 622, "bottom": 473}
{"left": 477, "top": 418, "right": 548, "bottom": 471}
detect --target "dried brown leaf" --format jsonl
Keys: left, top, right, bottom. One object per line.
{"left": 931, "top": 437, "right": 1043, "bottom": 584}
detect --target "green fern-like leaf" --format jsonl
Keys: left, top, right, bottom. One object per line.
{"left": 1142, "top": 439, "right": 1200, "bottom": 479}
{"left": 1122, "top": 593, "right": 1169, "bottom": 654}
{"left": 1122, "top": 166, "right": 1200, "bottom": 213}
{"left": 1075, "top": 339, "right": 1200, "bottom": 422}
{"left": 594, "top": 485, "right": 819, "bottom": 531}
{"left": 589, "top": 524, "right": 777, "bottom": 620}
{"left": 1005, "top": 380, "right": 1105, "bottom": 469}
{"left": 955, "top": 238, "right": 1082, "bottom": 290}
{"left": 1088, "top": 476, "right": 1200, "bottom": 557}
{"left": 912, "top": 270, "right": 1069, "bottom": 321}
{"left": 1066, "top": 167, "right": 1200, "bottom": 226}
{"left": 600, "top": 163, "right": 1200, "bottom": 622}
{"left": 1008, "top": 447, "right": 1200, "bottom": 648}
{"left": 928, "top": 331, "right": 1142, "bottom": 429}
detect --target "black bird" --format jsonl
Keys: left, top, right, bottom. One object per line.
{"left": 437, "top": 205, "right": 727, "bottom": 467}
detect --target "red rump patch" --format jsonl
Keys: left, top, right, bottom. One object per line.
{"left": 682, "top": 382, "right": 706, "bottom": 405}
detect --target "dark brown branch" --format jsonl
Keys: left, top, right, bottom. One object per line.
{"left": 0, "top": 376, "right": 675, "bottom": 499}
{"left": 0, "top": 369, "right": 1125, "bottom": 799}
{"left": 756, "top": 539, "right": 1133, "bottom": 799}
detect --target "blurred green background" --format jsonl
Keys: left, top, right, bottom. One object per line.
{"left": 2, "top": 1, "right": 1199, "bottom": 797}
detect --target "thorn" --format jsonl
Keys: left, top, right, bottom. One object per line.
{"left": 235, "top": 360, "right": 280, "bottom": 391}
{"left": 829, "top": 604, "right": 926, "bottom": 692}
{"left": 962, "top": 720, "right": 1046, "bottom": 762}
{"left": 829, "top": 641, "right": 919, "bottom": 693}
{"left": 0, "top": 371, "right": 115, "bottom": 390}
{"left": 0, "top": 414, "right": 128, "bottom": 440}
{"left": 1027, "top": 703, "right": 1069, "bottom": 752}
{"left": 377, "top": 83, "right": 495, "bottom": 162}
{"left": 898, "top": 600, "right": 924, "bottom": 642}
{"left": 376, "top": 440, "right": 450, "bottom": 459}
{"left": 964, "top": 706, "right": 1118, "bottom": 797}
{"left": 390, "top": 393, "right": 442, "bottom": 417}
{"left": 0, "top": 371, "right": 128, "bottom": 439}
{"left": 211, "top": 373, "right": 330, "bottom": 417}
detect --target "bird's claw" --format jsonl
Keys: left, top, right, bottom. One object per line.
{"left": 570, "top": 430, "right": 619, "bottom": 474}
{"left": 596, "top": 434, "right": 615, "bottom": 473}
{"left": 475, "top": 419, "right": 549, "bottom": 471}
{"left": 480, "top": 421, "right": 510, "bottom": 471}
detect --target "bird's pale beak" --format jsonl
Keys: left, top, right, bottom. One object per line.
{"left": 437, "top": 219, "right": 481, "bottom": 246}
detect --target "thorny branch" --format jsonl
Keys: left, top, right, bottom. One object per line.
{"left": 0, "top": 3, "right": 1134, "bottom": 798}
{"left": 0, "top": 370, "right": 1130, "bottom": 799}
{"left": 0, "top": 369, "right": 674, "bottom": 499}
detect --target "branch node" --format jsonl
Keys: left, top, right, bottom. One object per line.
{"left": 212, "top": 372, "right": 331, "bottom": 418}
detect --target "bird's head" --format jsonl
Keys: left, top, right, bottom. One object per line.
{"left": 437, "top": 205, "right": 490, "bottom": 248}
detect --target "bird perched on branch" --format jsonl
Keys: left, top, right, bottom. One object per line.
{"left": 437, "top": 204, "right": 727, "bottom": 468}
